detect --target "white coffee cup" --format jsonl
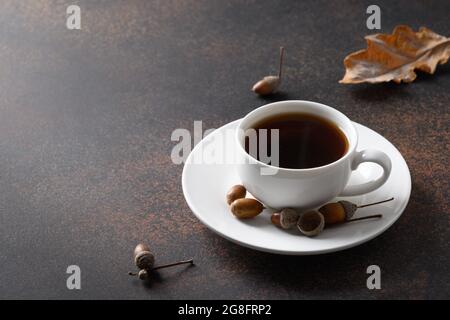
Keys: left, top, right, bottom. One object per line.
{"left": 235, "top": 100, "right": 392, "bottom": 210}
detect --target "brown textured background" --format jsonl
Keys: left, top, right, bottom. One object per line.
{"left": 0, "top": 0, "right": 448, "bottom": 299}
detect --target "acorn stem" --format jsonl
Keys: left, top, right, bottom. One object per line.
{"left": 152, "top": 259, "right": 194, "bottom": 271}
{"left": 357, "top": 197, "right": 394, "bottom": 208}
{"left": 346, "top": 214, "right": 382, "bottom": 223}
{"left": 128, "top": 259, "right": 194, "bottom": 276}
{"left": 278, "top": 47, "right": 285, "bottom": 79}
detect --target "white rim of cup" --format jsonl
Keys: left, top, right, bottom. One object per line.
{"left": 235, "top": 100, "right": 358, "bottom": 173}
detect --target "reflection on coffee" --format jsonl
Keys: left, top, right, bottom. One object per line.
{"left": 245, "top": 112, "right": 348, "bottom": 169}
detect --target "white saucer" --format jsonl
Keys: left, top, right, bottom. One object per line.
{"left": 182, "top": 120, "right": 411, "bottom": 255}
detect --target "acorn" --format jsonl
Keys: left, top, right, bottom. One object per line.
{"left": 252, "top": 47, "right": 285, "bottom": 96}
{"left": 271, "top": 212, "right": 282, "bottom": 227}
{"left": 226, "top": 185, "right": 247, "bottom": 205}
{"left": 129, "top": 243, "right": 194, "bottom": 281}
{"left": 134, "top": 243, "right": 155, "bottom": 270}
{"left": 138, "top": 269, "right": 149, "bottom": 280}
{"left": 271, "top": 208, "right": 299, "bottom": 229}
{"left": 297, "top": 211, "right": 325, "bottom": 237}
{"left": 252, "top": 76, "right": 281, "bottom": 96}
{"left": 319, "top": 198, "right": 393, "bottom": 226}
{"left": 230, "top": 198, "right": 264, "bottom": 219}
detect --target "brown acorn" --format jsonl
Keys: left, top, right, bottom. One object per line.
{"left": 129, "top": 243, "right": 194, "bottom": 281}
{"left": 230, "top": 198, "right": 264, "bottom": 219}
{"left": 226, "top": 185, "right": 247, "bottom": 205}
{"left": 271, "top": 212, "right": 282, "bottom": 227}
{"left": 252, "top": 47, "right": 285, "bottom": 96}
{"left": 319, "top": 198, "right": 393, "bottom": 226}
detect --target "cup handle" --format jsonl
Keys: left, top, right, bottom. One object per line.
{"left": 339, "top": 149, "right": 392, "bottom": 197}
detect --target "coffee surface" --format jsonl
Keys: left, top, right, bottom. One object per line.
{"left": 246, "top": 113, "right": 348, "bottom": 169}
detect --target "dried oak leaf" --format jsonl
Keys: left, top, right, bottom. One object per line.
{"left": 340, "top": 25, "right": 450, "bottom": 84}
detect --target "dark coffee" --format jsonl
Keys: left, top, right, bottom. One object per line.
{"left": 245, "top": 112, "right": 348, "bottom": 169}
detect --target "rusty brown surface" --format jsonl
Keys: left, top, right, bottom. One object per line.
{"left": 0, "top": 0, "right": 448, "bottom": 299}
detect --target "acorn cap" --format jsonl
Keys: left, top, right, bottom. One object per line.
{"left": 138, "top": 269, "right": 150, "bottom": 280}
{"left": 338, "top": 200, "right": 357, "bottom": 220}
{"left": 297, "top": 211, "right": 325, "bottom": 237}
{"left": 280, "top": 208, "right": 300, "bottom": 229}
{"left": 135, "top": 251, "right": 155, "bottom": 270}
